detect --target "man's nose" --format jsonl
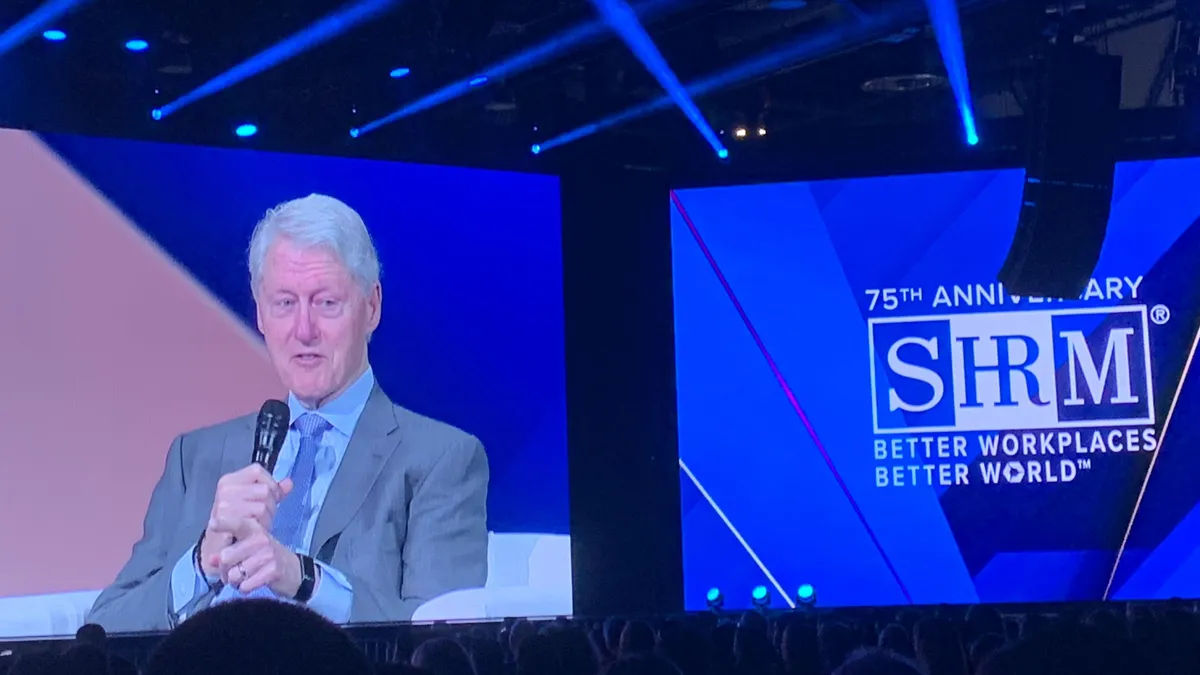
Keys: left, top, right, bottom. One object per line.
{"left": 294, "top": 305, "right": 318, "bottom": 343}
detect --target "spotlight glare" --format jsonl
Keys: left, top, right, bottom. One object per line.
{"left": 966, "top": 128, "right": 979, "bottom": 146}
{"left": 235, "top": 123, "right": 258, "bottom": 138}
{"left": 469, "top": 76, "right": 489, "bottom": 86}
{"left": 124, "top": 38, "right": 149, "bottom": 52}
{"left": 705, "top": 587, "right": 724, "bottom": 610}
{"left": 349, "top": 127, "right": 360, "bottom": 138}
{"left": 797, "top": 584, "right": 816, "bottom": 606}
{"left": 389, "top": 67, "right": 411, "bottom": 78}
{"left": 42, "top": 29, "right": 66, "bottom": 41}
{"left": 531, "top": 143, "right": 542, "bottom": 155}
{"left": 150, "top": 108, "right": 163, "bottom": 121}
{"left": 717, "top": 148, "right": 729, "bottom": 159}
{"left": 757, "top": 127, "right": 767, "bottom": 137}
{"left": 733, "top": 126, "right": 748, "bottom": 139}
{"left": 751, "top": 585, "right": 770, "bottom": 608}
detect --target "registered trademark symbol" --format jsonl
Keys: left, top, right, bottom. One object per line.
{"left": 1151, "top": 305, "right": 1171, "bottom": 325}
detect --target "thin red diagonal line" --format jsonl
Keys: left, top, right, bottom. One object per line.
{"left": 672, "top": 190, "right": 913, "bottom": 604}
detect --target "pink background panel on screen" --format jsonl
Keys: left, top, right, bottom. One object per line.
{"left": 0, "top": 130, "right": 284, "bottom": 597}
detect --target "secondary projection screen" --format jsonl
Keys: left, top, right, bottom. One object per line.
{"left": 0, "top": 129, "right": 569, "bottom": 636}
{"left": 673, "top": 159, "right": 1200, "bottom": 610}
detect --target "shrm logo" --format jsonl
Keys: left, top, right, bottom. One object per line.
{"left": 868, "top": 306, "right": 1155, "bottom": 434}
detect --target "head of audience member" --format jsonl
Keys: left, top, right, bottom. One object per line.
{"left": 47, "top": 645, "right": 108, "bottom": 675}
{"left": 106, "top": 656, "right": 138, "bottom": 675}
{"left": 603, "top": 618, "right": 628, "bottom": 658}
{"left": 912, "top": 618, "right": 966, "bottom": 675}
{"left": 963, "top": 606, "right": 1003, "bottom": 643}
{"left": 412, "top": 639, "right": 474, "bottom": 675}
{"left": 603, "top": 654, "right": 682, "bottom": 675}
{"left": 144, "top": 599, "right": 372, "bottom": 675}
{"left": 465, "top": 635, "right": 508, "bottom": 675}
{"left": 781, "top": 621, "right": 821, "bottom": 675}
{"left": 516, "top": 634, "right": 559, "bottom": 675}
{"left": 377, "top": 665, "right": 429, "bottom": 675}
{"left": 734, "top": 621, "right": 778, "bottom": 673}
{"left": 73, "top": 624, "right": 107, "bottom": 652}
{"left": 509, "top": 620, "right": 539, "bottom": 659}
{"left": 249, "top": 194, "right": 383, "bottom": 409}
{"left": 818, "top": 622, "right": 858, "bottom": 673}
{"left": 7, "top": 652, "right": 58, "bottom": 675}
{"left": 967, "top": 634, "right": 1005, "bottom": 671}
{"left": 656, "top": 622, "right": 708, "bottom": 675}
{"left": 619, "top": 622, "right": 657, "bottom": 657}
{"left": 877, "top": 624, "right": 913, "bottom": 658}
{"left": 833, "top": 648, "right": 925, "bottom": 675}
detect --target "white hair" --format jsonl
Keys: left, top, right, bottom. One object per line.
{"left": 248, "top": 193, "right": 381, "bottom": 296}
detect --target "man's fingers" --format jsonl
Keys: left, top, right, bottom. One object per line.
{"left": 236, "top": 550, "right": 279, "bottom": 593}
{"left": 278, "top": 477, "right": 294, "bottom": 498}
{"left": 212, "top": 501, "right": 274, "bottom": 530}
{"left": 209, "top": 514, "right": 261, "bottom": 540}
{"left": 216, "top": 465, "right": 283, "bottom": 500}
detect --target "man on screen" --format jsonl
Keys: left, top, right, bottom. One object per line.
{"left": 87, "top": 194, "right": 489, "bottom": 632}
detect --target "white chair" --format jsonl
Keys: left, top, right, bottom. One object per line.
{"left": 411, "top": 532, "right": 573, "bottom": 622}
{"left": 0, "top": 532, "right": 571, "bottom": 638}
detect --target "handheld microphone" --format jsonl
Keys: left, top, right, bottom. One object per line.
{"left": 252, "top": 400, "right": 290, "bottom": 473}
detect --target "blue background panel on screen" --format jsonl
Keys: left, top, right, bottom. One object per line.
{"left": 673, "top": 159, "right": 1200, "bottom": 609}
{"left": 38, "top": 132, "right": 569, "bottom": 537}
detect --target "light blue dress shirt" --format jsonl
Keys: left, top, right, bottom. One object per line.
{"left": 169, "top": 367, "right": 376, "bottom": 624}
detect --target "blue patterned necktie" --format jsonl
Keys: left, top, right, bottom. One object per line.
{"left": 212, "top": 412, "right": 330, "bottom": 604}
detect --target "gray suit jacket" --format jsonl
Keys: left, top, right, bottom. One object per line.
{"left": 86, "top": 385, "right": 489, "bottom": 633}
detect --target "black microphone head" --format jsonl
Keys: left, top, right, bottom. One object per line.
{"left": 252, "top": 399, "right": 290, "bottom": 472}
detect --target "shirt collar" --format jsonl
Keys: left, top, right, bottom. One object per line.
{"left": 287, "top": 366, "right": 375, "bottom": 438}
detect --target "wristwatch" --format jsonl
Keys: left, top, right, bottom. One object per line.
{"left": 294, "top": 553, "right": 317, "bottom": 603}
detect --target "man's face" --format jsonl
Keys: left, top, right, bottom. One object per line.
{"left": 256, "top": 237, "right": 381, "bottom": 408}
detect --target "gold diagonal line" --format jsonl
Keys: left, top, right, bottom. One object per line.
{"left": 1103, "top": 315, "right": 1200, "bottom": 599}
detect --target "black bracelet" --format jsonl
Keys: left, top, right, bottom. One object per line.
{"left": 194, "top": 530, "right": 213, "bottom": 589}
{"left": 194, "top": 530, "right": 224, "bottom": 590}
{"left": 294, "top": 554, "right": 317, "bottom": 603}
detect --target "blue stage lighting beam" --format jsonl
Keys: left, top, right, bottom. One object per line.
{"left": 923, "top": 0, "right": 978, "bottom": 145}
{"left": 536, "top": 10, "right": 906, "bottom": 153}
{"left": 353, "top": 0, "right": 682, "bottom": 137}
{"left": 0, "top": 0, "right": 89, "bottom": 57}
{"left": 589, "top": 0, "right": 725, "bottom": 156}
{"left": 154, "top": 0, "right": 399, "bottom": 120}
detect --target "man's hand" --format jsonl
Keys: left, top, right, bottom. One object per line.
{"left": 199, "top": 464, "right": 293, "bottom": 577}
{"left": 212, "top": 518, "right": 304, "bottom": 599}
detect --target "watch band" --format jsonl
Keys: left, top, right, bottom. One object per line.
{"left": 294, "top": 553, "right": 317, "bottom": 603}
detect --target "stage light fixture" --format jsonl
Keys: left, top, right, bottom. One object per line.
{"left": 124, "top": 38, "right": 148, "bottom": 52}
{"left": 349, "top": 127, "right": 361, "bottom": 138}
{"left": 150, "top": 108, "right": 163, "bottom": 120}
{"left": 531, "top": 144, "right": 542, "bottom": 155}
{"left": 42, "top": 29, "right": 66, "bottom": 41}
{"left": 751, "top": 585, "right": 770, "bottom": 608}
{"left": 706, "top": 587, "right": 724, "bottom": 610}
{"left": 757, "top": 127, "right": 767, "bottom": 137}
{"left": 717, "top": 148, "right": 729, "bottom": 159}
{"left": 235, "top": 123, "right": 258, "bottom": 137}
{"left": 733, "top": 126, "right": 748, "bottom": 139}
{"left": 797, "top": 584, "right": 816, "bottom": 606}
{"left": 389, "top": 67, "right": 410, "bottom": 78}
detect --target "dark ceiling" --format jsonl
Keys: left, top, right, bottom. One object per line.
{"left": 0, "top": 0, "right": 1193, "bottom": 179}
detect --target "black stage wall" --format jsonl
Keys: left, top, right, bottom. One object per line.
{"left": 561, "top": 167, "right": 683, "bottom": 618}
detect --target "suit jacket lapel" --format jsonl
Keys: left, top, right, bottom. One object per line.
{"left": 311, "top": 384, "right": 402, "bottom": 554}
